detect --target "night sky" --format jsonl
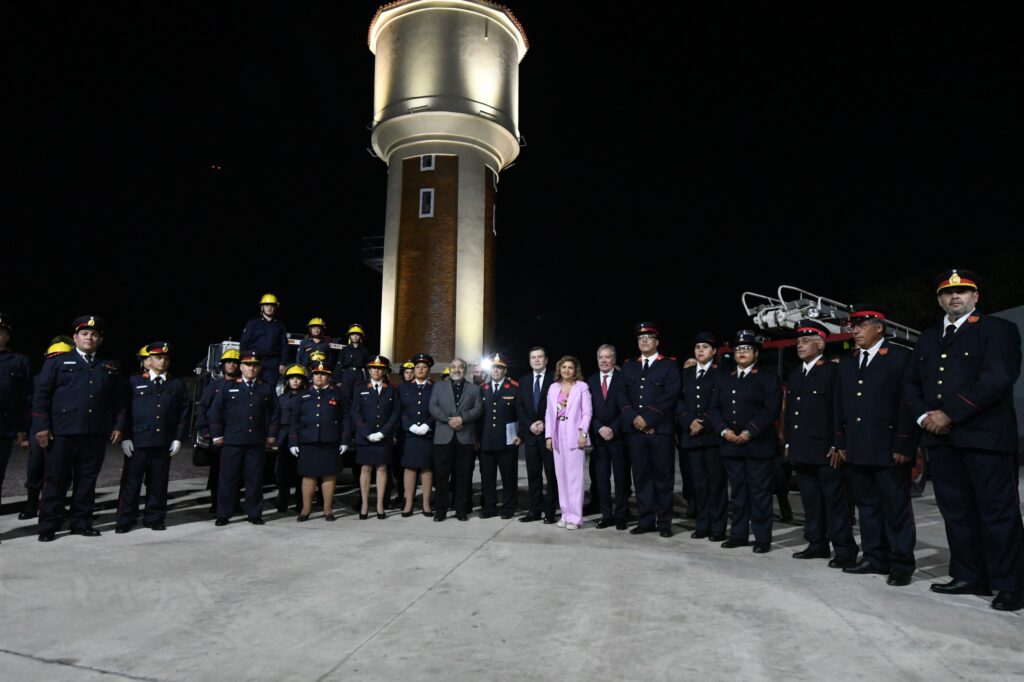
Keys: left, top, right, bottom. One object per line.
{"left": 6, "top": 3, "right": 1021, "bottom": 375}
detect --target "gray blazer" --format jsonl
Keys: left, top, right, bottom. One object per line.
{"left": 429, "top": 379, "right": 483, "bottom": 445}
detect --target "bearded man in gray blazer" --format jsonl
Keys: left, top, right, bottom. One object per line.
{"left": 430, "top": 358, "right": 483, "bottom": 521}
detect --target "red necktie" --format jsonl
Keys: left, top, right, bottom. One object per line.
{"left": 601, "top": 374, "right": 608, "bottom": 399}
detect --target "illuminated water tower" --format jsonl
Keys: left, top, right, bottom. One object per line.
{"left": 367, "top": 0, "right": 527, "bottom": 364}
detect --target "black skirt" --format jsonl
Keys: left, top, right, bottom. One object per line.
{"left": 296, "top": 442, "right": 340, "bottom": 477}
{"left": 400, "top": 434, "right": 433, "bottom": 470}
{"left": 356, "top": 443, "right": 390, "bottom": 466}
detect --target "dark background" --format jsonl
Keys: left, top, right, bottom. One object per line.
{"left": 5, "top": 2, "right": 1021, "bottom": 375}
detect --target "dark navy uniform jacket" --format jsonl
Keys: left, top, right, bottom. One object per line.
{"left": 586, "top": 369, "right": 624, "bottom": 442}
{"left": 784, "top": 358, "right": 837, "bottom": 465}
{"left": 347, "top": 381, "right": 399, "bottom": 445}
{"left": 0, "top": 348, "right": 32, "bottom": 436}
{"left": 240, "top": 317, "right": 289, "bottom": 361}
{"left": 124, "top": 373, "right": 190, "bottom": 448}
{"left": 295, "top": 337, "right": 334, "bottom": 368}
{"left": 32, "top": 351, "right": 126, "bottom": 436}
{"left": 195, "top": 376, "right": 234, "bottom": 438}
{"left": 289, "top": 385, "right": 347, "bottom": 446}
{"left": 834, "top": 341, "right": 918, "bottom": 466}
{"left": 399, "top": 380, "right": 436, "bottom": 453}
{"left": 905, "top": 312, "right": 1021, "bottom": 454}
{"left": 676, "top": 363, "right": 722, "bottom": 449}
{"left": 278, "top": 390, "right": 302, "bottom": 437}
{"left": 708, "top": 364, "right": 782, "bottom": 459}
{"left": 332, "top": 346, "right": 371, "bottom": 383}
{"left": 479, "top": 379, "right": 520, "bottom": 450}
{"left": 209, "top": 378, "right": 280, "bottom": 446}
{"left": 617, "top": 355, "right": 681, "bottom": 437}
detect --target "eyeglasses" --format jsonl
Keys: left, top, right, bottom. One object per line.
{"left": 734, "top": 345, "right": 754, "bottom": 352}
{"left": 637, "top": 334, "right": 656, "bottom": 341}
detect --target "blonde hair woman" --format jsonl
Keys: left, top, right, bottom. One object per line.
{"left": 544, "top": 356, "right": 592, "bottom": 529}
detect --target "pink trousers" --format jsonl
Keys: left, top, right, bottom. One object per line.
{"left": 553, "top": 446, "right": 586, "bottom": 524}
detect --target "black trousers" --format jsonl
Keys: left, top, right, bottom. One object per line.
{"left": 793, "top": 462, "right": 858, "bottom": 560}
{"left": 627, "top": 433, "right": 674, "bottom": 531}
{"left": 723, "top": 456, "right": 774, "bottom": 544}
{"left": 929, "top": 446, "right": 1024, "bottom": 592}
{"left": 0, "top": 437, "right": 12, "bottom": 505}
{"left": 687, "top": 445, "right": 728, "bottom": 536}
{"left": 846, "top": 463, "right": 916, "bottom": 576}
{"left": 433, "top": 440, "right": 476, "bottom": 516}
{"left": 523, "top": 436, "right": 558, "bottom": 517}
{"left": 480, "top": 447, "right": 517, "bottom": 514}
{"left": 25, "top": 438, "right": 45, "bottom": 493}
{"left": 39, "top": 434, "right": 107, "bottom": 533}
{"left": 592, "top": 438, "right": 629, "bottom": 522}
{"left": 218, "top": 444, "right": 266, "bottom": 520}
{"left": 275, "top": 446, "right": 302, "bottom": 509}
{"left": 116, "top": 447, "right": 172, "bottom": 526}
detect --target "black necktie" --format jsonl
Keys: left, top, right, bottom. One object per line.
{"left": 86, "top": 354, "right": 95, "bottom": 364}
{"left": 801, "top": 367, "right": 808, "bottom": 377}
{"left": 643, "top": 359, "right": 649, "bottom": 372}
{"left": 155, "top": 376, "right": 164, "bottom": 385}
{"left": 375, "top": 384, "right": 381, "bottom": 395}
{"left": 859, "top": 351, "right": 868, "bottom": 371}
{"left": 697, "top": 369, "right": 705, "bottom": 380}
{"left": 943, "top": 324, "right": 956, "bottom": 342}
{"left": 738, "top": 371, "right": 745, "bottom": 380}
{"left": 533, "top": 375, "right": 541, "bottom": 411}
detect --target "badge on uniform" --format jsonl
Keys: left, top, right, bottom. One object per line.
{"left": 228, "top": 388, "right": 240, "bottom": 393}
{"left": 329, "top": 399, "right": 337, "bottom": 406}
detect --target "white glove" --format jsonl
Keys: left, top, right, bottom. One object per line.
{"left": 121, "top": 440, "right": 134, "bottom": 458}
{"left": 368, "top": 432, "right": 384, "bottom": 443}
{"left": 410, "top": 424, "right": 423, "bottom": 436}
{"left": 290, "top": 446, "right": 300, "bottom": 457}
{"left": 339, "top": 444, "right": 349, "bottom": 455}
{"left": 169, "top": 440, "right": 182, "bottom": 457}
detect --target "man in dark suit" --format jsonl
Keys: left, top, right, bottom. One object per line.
{"left": 835, "top": 305, "right": 919, "bottom": 586}
{"left": 784, "top": 320, "right": 858, "bottom": 566}
{"left": 709, "top": 330, "right": 783, "bottom": 553}
{"left": 677, "top": 332, "right": 728, "bottom": 541}
{"left": 479, "top": 354, "right": 521, "bottom": 519}
{"left": 430, "top": 358, "right": 483, "bottom": 521}
{"left": 587, "top": 344, "right": 629, "bottom": 529}
{"left": 618, "top": 322, "right": 681, "bottom": 538}
{"left": 906, "top": 270, "right": 1024, "bottom": 611}
{"left": 33, "top": 316, "right": 126, "bottom": 541}
{"left": 517, "top": 347, "right": 557, "bottom": 523}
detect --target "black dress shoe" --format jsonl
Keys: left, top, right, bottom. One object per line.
{"left": 691, "top": 530, "right": 708, "bottom": 539}
{"left": 69, "top": 527, "right": 101, "bottom": 537}
{"left": 659, "top": 529, "right": 673, "bottom": 538}
{"left": 38, "top": 530, "right": 56, "bottom": 542}
{"left": 708, "top": 534, "right": 726, "bottom": 542}
{"left": 115, "top": 525, "right": 132, "bottom": 534}
{"left": 843, "top": 560, "right": 888, "bottom": 575}
{"left": 456, "top": 514, "right": 468, "bottom": 521}
{"left": 377, "top": 512, "right": 386, "bottom": 520}
{"left": 479, "top": 510, "right": 497, "bottom": 519}
{"left": 615, "top": 521, "right": 628, "bottom": 530}
{"left": 358, "top": 513, "right": 369, "bottom": 520}
{"left": 828, "top": 557, "right": 857, "bottom": 569}
{"left": 433, "top": 513, "right": 445, "bottom": 522}
{"left": 296, "top": 513, "right": 310, "bottom": 522}
{"left": 629, "top": 526, "right": 655, "bottom": 535}
{"left": 215, "top": 518, "right": 230, "bottom": 526}
{"left": 753, "top": 543, "right": 771, "bottom": 554}
{"left": 887, "top": 573, "right": 912, "bottom": 587}
{"left": 721, "top": 538, "right": 749, "bottom": 548}
{"left": 401, "top": 510, "right": 414, "bottom": 518}
{"left": 147, "top": 523, "right": 166, "bottom": 531}
{"left": 992, "top": 590, "right": 1024, "bottom": 611}
{"left": 248, "top": 518, "right": 265, "bottom": 525}
{"left": 520, "top": 513, "right": 543, "bottom": 523}
{"left": 324, "top": 512, "right": 336, "bottom": 522}
{"left": 595, "top": 519, "right": 614, "bottom": 529}
{"left": 929, "top": 578, "right": 992, "bottom": 596}
{"left": 422, "top": 510, "right": 433, "bottom": 517}
{"left": 542, "top": 516, "right": 557, "bottom": 525}
{"left": 792, "top": 547, "right": 831, "bottom": 560}
{"left": 500, "top": 512, "right": 514, "bottom": 519}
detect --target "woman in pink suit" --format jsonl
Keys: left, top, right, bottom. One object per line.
{"left": 545, "top": 356, "right": 592, "bottom": 529}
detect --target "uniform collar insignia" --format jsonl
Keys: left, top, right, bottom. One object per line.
{"left": 968, "top": 315, "right": 980, "bottom": 323}
{"left": 878, "top": 347, "right": 889, "bottom": 356}
{"left": 815, "top": 359, "right": 825, "bottom": 366}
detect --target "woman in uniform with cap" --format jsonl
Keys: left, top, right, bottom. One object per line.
{"left": 289, "top": 362, "right": 347, "bottom": 521}
{"left": 349, "top": 355, "right": 399, "bottom": 519}
{"left": 398, "top": 354, "right": 436, "bottom": 517}
{"left": 708, "top": 330, "right": 783, "bottom": 553}
{"left": 275, "top": 364, "right": 308, "bottom": 513}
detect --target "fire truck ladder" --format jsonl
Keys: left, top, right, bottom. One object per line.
{"left": 741, "top": 285, "right": 920, "bottom": 345}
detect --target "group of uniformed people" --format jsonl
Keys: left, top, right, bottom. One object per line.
{"left": 1, "top": 268, "right": 1021, "bottom": 612}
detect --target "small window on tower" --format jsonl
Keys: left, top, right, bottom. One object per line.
{"left": 419, "top": 188, "right": 435, "bottom": 218}
{"left": 420, "top": 155, "right": 435, "bottom": 171}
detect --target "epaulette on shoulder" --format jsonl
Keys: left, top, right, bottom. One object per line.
{"left": 815, "top": 359, "right": 826, "bottom": 366}
{"left": 668, "top": 356, "right": 677, "bottom": 361}
{"left": 509, "top": 379, "right": 519, "bottom": 387}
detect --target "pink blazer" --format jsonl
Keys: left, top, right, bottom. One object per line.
{"left": 544, "top": 381, "right": 593, "bottom": 453}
